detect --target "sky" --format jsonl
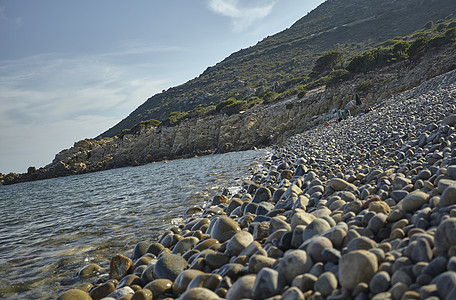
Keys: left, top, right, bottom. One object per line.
{"left": 0, "top": 0, "right": 325, "bottom": 174}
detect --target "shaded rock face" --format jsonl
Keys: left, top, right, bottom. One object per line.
{"left": 2, "top": 45, "right": 456, "bottom": 185}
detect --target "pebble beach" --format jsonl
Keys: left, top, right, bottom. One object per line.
{"left": 57, "top": 69, "right": 456, "bottom": 300}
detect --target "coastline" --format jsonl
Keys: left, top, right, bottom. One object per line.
{"left": 3, "top": 44, "right": 456, "bottom": 187}
{"left": 57, "top": 69, "right": 456, "bottom": 299}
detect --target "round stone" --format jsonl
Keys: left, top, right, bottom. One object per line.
{"left": 131, "top": 289, "right": 153, "bottom": 300}
{"left": 173, "top": 269, "right": 205, "bottom": 295}
{"left": 147, "top": 242, "right": 165, "bottom": 256}
{"left": 57, "top": 289, "right": 92, "bottom": 300}
{"left": 77, "top": 263, "right": 105, "bottom": 278}
{"left": 187, "top": 273, "right": 223, "bottom": 291}
{"left": 209, "top": 216, "right": 241, "bottom": 243}
{"left": 226, "top": 231, "right": 254, "bottom": 256}
{"left": 179, "top": 287, "right": 220, "bottom": 300}
{"left": 117, "top": 274, "right": 142, "bottom": 288}
{"left": 143, "top": 279, "right": 173, "bottom": 299}
{"left": 346, "top": 236, "right": 376, "bottom": 252}
{"left": 132, "top": 241, "right": 151, "bottom": 260}
{"left": 109, "top": 254, "right": 133, "bottom": 280}
{"left": 339, "top": 250, "right": 378, "bottom": 290}
{"left": 307, "top": 236, "right": 333, "bottom": 262}
{"left": 277, "top": 249, "right": 313, "bottom": 284}
{"left": 328, "top": 178, "right": 355, "bottom": 191}
{"left": 397, "top": 191, "right": 429, "bottom": 212}
{"left": 154, "top": 254, "right": 188, "bottom": 281}
{"left": 248, "top": 254, "right": 276, "bottom": 274}
{"left": 434, "top": 218, "right": 456, "bottom": 253}
{"left": 368, "top": 201, "right": 391, "bottom": 215}
{"left": 439, "top": 186, "right": 456, "bottom": 207}
{"left": 281, "top": 286, "right": 305, "bottom": 300}
{"left": 172, "top": 237, "right": 199, "bottom": 255}
{"left": 302, "top": 218, "right": 331, "bottom": 242}
{"left": 292, "top": 273, "right": 318, "bottom": 292}
{"left": 314, "top": 272, "right": 338, "bottom": 297}
{"left": 226, "top": 274, "right": 256, "bottom": 300}
{"left": 252, "top": 187, "right": 272, "bottom": 203}
{"left": 252, "top": 267, "right": 285, "bottom": 299}
{"left": 106, "top": 287, "right": 135, "bottom": 299}
{"left": 89, "top": 281, "right": 116, "bottom": 299}
{"left": 432, "top": 271, "right": 456, "bottom": 299}
{"left": 369, "top": 271, "right": 391, "bottom": 294}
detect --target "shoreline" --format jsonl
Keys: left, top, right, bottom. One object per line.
{"left": 57, "top": 69, "right": 456, "bottom": 299}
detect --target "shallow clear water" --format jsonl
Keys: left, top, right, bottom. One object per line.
{"left": 0, "top": 149, "right": 266, "bottom": 299}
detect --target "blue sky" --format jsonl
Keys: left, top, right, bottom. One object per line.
{"left": 0, "top": 0, "right": 325, "bottom": 174}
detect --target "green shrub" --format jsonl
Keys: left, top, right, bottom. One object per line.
{"left": 426, "top": 36, "right": 450, "bottom": 48}
{"left": 262, "top": 91, "right": 279, "bottom": 103}
{"left": 216, "top": 97, "right": 248, "bottom": 115}
{"left": 139, "top": 119, "right": 161, "bottom": 127}
{"left": 118, "top": 128, "right": 131, "bottom": 138}
{"left": 445, "top": 27, "right": 456, "bottom": 41}
{"left": 424, "top": 21, "right": 434, "bottom": 30}
{"left": 162, "top": 111, "right": 186, "bottom": 126}
{"left": 356, "top": 79, "right": 372, "bottom": 91}
{"left": 297, "top": 85, "right": 307, "bottom": 98}
{"left": 327, "top": 69, "right": 351, "bottom": 84}
{"left": 407, "top": 36, "right": 428, "bottom": 58}
{"left": 312, "top": 50, "right": 345, "bottom": 76}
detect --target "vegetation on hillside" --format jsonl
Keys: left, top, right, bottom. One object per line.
{"left": 99, "top": 0, "right": 456, "bottom": 138}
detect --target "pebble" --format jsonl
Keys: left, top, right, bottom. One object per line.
{"left": 77, "top": 263, "right": 105, "bottom": 279}
{"left": 173, "top": 269, "right": 204, "bottom": 295}
{"left": 106, "top": 286, "right": 135, "bottom": 299}
{"left": 397, "top": 191, "right": 429, "bottom": 212}
{"left": 252, "top": 267, "right": 285, "bottom": 299}
{"left": 292, "top": 273, "right": 318, "bottom": 292}
{"left": 209, "top": 216, "right": 241, "bottom": 243}
{"left": 179, "top": 287, "right": 220, "bottom": 300}
{"left": 339, "top": 250, "right": 378, "bottom": 290}
{"left": 281, "top": 286, "right": 305, "bottom": 300}
{"left": 431, "top": 271, "right": 456, "bottom": 299}
{"left": 154, "top": 254, "right": 188, "bottom": 281}
{"left": 109, "top": 254, "right": 133, "bottom": 280}
{"left": 369, "top": 271, "right": 391, "bottom": 294}
{"left": 131, "top": 289, "right": 153, "bottom": 300}
{"left": 143, "top": 279, "right": 173, "bottom": 299}
{"left": 225, "top": 274, "right": 256, "bottom": 300}
{"left": 314, "top": 272, "right": 338, "bottom": 297}
{"left": 307, "top": 236, "right": 333, "bottom": 262}
{"left": 56, "top": 289, "right": 92, "bottom": 300}
{"left": 434, "top": 217, "right": 456, "bottom": 254}
{"left": 225, "top": 231, "right": 253, "bottom": 256}
{"left": 277, "top": 249, "right": 313, "bottom": 284}
{"left": 301, "top": 218, "right": 331, "bottom": 242}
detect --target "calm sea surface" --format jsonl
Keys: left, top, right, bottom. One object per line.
{"left": 0, "top": 149, "right": 267, "bottom": 299}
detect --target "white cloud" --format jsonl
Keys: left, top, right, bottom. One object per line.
{"left": 207, "top": 0, "right": 276, "bottom": 32}
{"left": 0, "top": 45, "right": 184, "bottom": 173}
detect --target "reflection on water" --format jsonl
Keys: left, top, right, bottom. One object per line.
{"left": 0, "top": 149, "right": 266, "bottom": 299}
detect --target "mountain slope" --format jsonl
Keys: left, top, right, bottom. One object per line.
{"left": 99, "top": 0, "right": 456, "bottom": 138}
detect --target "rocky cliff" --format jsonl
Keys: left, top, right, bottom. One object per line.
{"left": 1, "top": 45, "right": 455, "bottom": 185}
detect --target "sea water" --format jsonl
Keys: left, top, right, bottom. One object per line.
{"left": 0, "top": 149, "right": 267, "bottom": 299}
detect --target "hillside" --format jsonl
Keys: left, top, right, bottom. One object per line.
{"left": 99, "top": 0, "right": 456, "bottom": 138}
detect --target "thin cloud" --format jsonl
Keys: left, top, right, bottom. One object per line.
{"left": 207, "top": 0, "right": 276, "bottom": 32}
{"left": 0, "top": 45, "right": 181, "bottom": 173}
{"left": 0, "top": 5, "right": 23, "bottom": 27}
